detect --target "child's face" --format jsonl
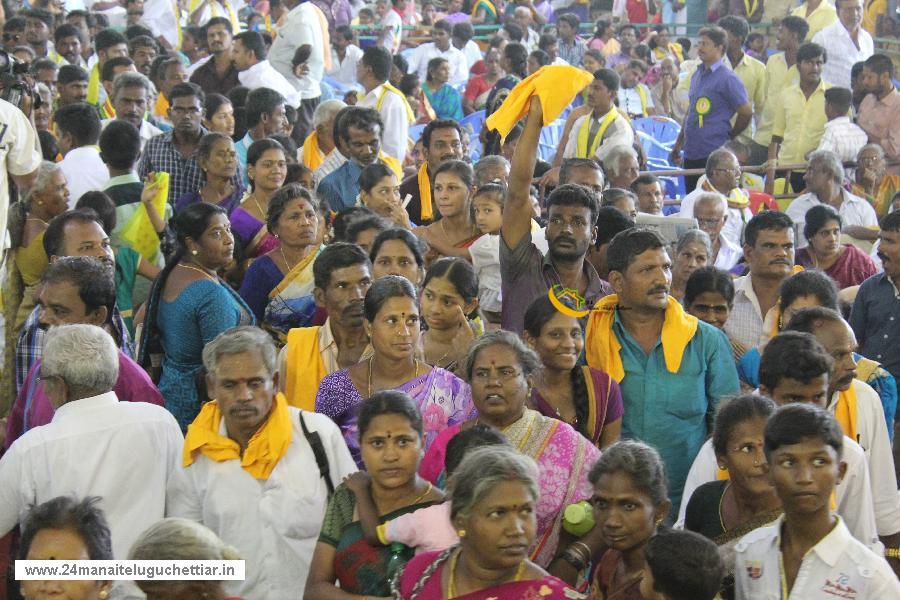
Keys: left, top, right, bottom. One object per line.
{"left": 583, "top": 54, "right": 601, "bottom": 73}
{"left": 375, "top": 1, "right": 389, "bottom": 17}
{"left": 748, "top": 36, "right": 765, "bottom": 54}
{"left": 473, "top": 194, "right": 503, "bottom": 234}
{"left": 359, "top": 12, "right": 374, "bottom": 25}
{"left": 767, "top": 438, "right": 845, "bottom": 517}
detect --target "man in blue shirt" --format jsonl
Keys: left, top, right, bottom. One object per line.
{"left": 586, "top": 228, "right": 740, "bottom": 511}
{"left": 235, "top": 87, "right": 289, "bottom": 187}
{"left": 316, "top": 107, "right": 387, "bottom": 211}
{"left": 671, "top": 26, "right": 752, "bottom": 193}
{"left": 851, "top": 210, "right": 900, "bottom": 381}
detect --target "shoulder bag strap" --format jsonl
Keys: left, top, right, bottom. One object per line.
{"left": 299, "top": 411, "right": 335, "bottom": 498}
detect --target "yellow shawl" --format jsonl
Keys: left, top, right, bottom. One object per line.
{"left": 183, "top": 392, "right": 293, "bottom": 479}
{"left": 377, "top": 83, "right": 416, "bottom": 124}
{"left": 155, "top": 93, "right": 170, "bottom": 120}
{"left": 417, "top": 163, "right": 434, "bottom": 222}
{"left": 301, "top": 131, "right": 324, "bottom": 171}
{"left": 585, "top": 295, "right": 699, "bottom": 383}
{"left": 576, "top": 106, "right": 620, "bottom": 158}
{"left": 87, "top": 63, "right": 101, "bottom": 106}
{"left": 285, "top": 326, "right": 327, "bottom": 411}
{"left": 485, "top": 65, "right": 594, "bottom": 143}
{"left": 835, "top": 384, "right": 858, "bottom": 444}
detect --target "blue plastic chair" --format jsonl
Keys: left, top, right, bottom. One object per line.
{"left": 538, "top": 119, "right": 565, "bottom": 163}
{"left": 637, "top": 131, "right": 672, "bottom": 162}
{"left": 460, "top": 110, "right": 485, "bottom": 138}
{"left": 408, "top": 124, "right": 427, "bottom": 144}
{"left": 632, "top": 116, "right": 681, "bottom": 148}
{"left": 646, "top": 157, "right": 686, "bottom": 201}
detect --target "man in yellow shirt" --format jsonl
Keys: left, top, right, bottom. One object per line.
{"left": 751, "top": 16, "right": 809, "bottom": 164}
{"left": 718, "top": 16, "right": 767, "bottom": 150}
{"left": 792, "top": 0, "right": 839, "bottom": 39}
{"left": 770, "top": 42, "right": 831, "bottom": 192}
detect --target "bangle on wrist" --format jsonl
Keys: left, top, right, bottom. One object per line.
{"left": 885, "top": 547, "right": 900, "bottom": 559}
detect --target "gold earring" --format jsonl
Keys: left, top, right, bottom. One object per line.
{"left": 457, "top": 529, "right": 466, "bottom": 538}
{"left": 99, "top": 591, "right": 109, "bottom": 600}
{"left": 654, "top": 517, "right": 663, "bottom": 527}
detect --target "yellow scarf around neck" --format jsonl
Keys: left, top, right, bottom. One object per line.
{"left": 377, "top": 83, "right": 416, "bottom": 124}
{"left": 285, "top": 326, "right": 327, "bottom": 411}
{"left": 585, "top": 295, "right": 699, "bottom": 382}
{"left": 417, "top": 163, "right": 433, "bottom": 222}
{"left": 183, "top": 392, "right": 293, "bottom": 479}
{"left": 302, "top": 131, "right": 324, "bottom": 171}
{"left": 835, "top": 383, "right": 859, "bottom": 444}
{"left": 576, "top": 106, "right": 619, "bottom": 158}
{"left": 701, "top": 179, "right": 750, "bottom": 208}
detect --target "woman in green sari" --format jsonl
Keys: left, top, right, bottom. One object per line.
{"left": 305, "top": 390, "right": 445, "bottom": 599}
{"left": 423, "top": 58, "right": 463, "bottom": 122}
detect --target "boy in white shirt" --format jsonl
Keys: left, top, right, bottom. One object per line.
{"left": 816, "top": 87, "right": 868, "bottom": 172}
{"left": 734, "top": 403, "right": 899, "bottom": 598}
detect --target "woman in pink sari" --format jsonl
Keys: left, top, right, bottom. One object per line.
{"left": 395, "top": 445, "right": 586, "bottom": 599}
{"left": 419, "top": 331, "right": 603, "bottom": 588}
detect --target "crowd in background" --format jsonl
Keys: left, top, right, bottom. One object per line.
{"left": 0, "top": 0, "right": 899, "bottom": 598}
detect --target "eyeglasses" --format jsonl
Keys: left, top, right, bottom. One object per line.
{"left": 696, "top": 217, "right": 723, "bottom": 228}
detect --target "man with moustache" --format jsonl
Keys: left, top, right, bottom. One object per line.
{"left": 170, "top": 327, "right": 356, "bottom": 597}
{"left": 101, "top": 71, "right": 162, "bottom": 150}
{"left": 398, "top": 119, "right": 464, "bottom": 225}
{"left": 500, "top": 98, "right": 613, "bottom": 334}
{"left": 280, "top": 244, "right": 373, "bottom": 411}
{"left": 725, "top": 211, "right": 796, "bottom": 352}
{"left": 857, "top": 54, "right": 900, "bottom": 176}
{"left": 4, "top": 258, "right": 164, "bottom": 450}
{"left": 851, "top": 211, "right": 900, "bottom": 382}
{"left": 188, "top": 17, "right": 241, "bottom": 97}
{"left": 584, "top": 227, "right": 739, "bottom": 511}
{"left": 785, "top": 307, "right": 900, "bottom": 571}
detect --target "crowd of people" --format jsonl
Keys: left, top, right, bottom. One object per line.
{"left": 0, "top": 0, "right": 899, "bottom": 598}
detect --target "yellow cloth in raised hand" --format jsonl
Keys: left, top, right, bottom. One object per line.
{"left": 301, "top": 131, "right": 324, "bottom": 171}
{"left": 183, "top": 392, "right": 293, "bottom": 480}
{"left": 485, "top": 65, "right": 595, "bottom": 143}
{"left": 585, "top": 294, "right": 699, "bottom": 383}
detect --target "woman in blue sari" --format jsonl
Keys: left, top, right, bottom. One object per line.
{"left": 423, "top": 57, "right": 463, "bottom": 121}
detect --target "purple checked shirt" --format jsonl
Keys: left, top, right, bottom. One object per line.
{"left": 683, "top": 60, "right": 749, "bottom": 160}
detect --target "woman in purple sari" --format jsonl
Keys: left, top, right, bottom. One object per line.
{"left": 395, "top": 445, "right": 586, "bottom": 599}
{"left": 315, "top": 275, "right": 474, "bottom": 467}
{"left": 229, "top": 138, "right": 286, "bottom": 259}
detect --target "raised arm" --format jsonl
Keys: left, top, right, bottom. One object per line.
{"left": 501, "top": 96, "right": 544, "bottom": 249}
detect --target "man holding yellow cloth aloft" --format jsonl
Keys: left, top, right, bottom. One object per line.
{"left": 784, "top": 307, "right": 900, "bottom": 566}
{"left": 170, "top": 327, "right": 357, "bottom": 598}
{"left": 585, "top": 228, "right": 740, "bottom": 512}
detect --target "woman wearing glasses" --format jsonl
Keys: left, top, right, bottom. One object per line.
{"left": 420, "top": 331, "right": 603, "bottom": 583}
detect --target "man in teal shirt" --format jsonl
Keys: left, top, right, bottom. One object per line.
{"left": 587, "top": 228, "right": 740, "bottom": 512}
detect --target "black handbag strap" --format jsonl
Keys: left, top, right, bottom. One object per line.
{"left": 299, "top": 411, "right": 335, "bottom": 497}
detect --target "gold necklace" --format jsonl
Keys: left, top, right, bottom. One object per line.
{"left": 439, "top": 217, "right": 477, "bottom": 246}
{"left": 26, "top": 216, "right": 49, "bottom": 226}
{"left": 424, "top": 331, "right": 454, "bottom": 367}
{"left": 251, "top": 193, "right": 267, "bottom": 220}
{"left": 178, "top": 262, "right": 219, "bottom": 283}
{"left": 410, "top": 482, "right": 433, "bottom": 505}
{"left": 447, "top": 549, "right": 526, "bottom": 598}
{"left": 367, "top": 357, "right": 420, "bottom": 397}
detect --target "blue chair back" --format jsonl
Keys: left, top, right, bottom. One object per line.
{"left": 538, "top": 119, "right": 565, "bottom": 163}
{"left": 460, "top": 110, "right": 485, "bottom": 138}
{"left": 632, "top": 116, "right": 681, "bottom": 147}
{"left": 408, "top": 124, "right": 427, "bottom": 143}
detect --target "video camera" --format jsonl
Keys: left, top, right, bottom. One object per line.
{"left": 0, "top": 49, "right": 35, "bottom": 110}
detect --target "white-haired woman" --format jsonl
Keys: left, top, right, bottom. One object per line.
{"left": 670, "top": 228, "right": 711, "bottom": 303}
{"left": 130, "top": 518, "right": 242, "bottom": 600}
{"left": 395, "top": 446, "right": 586, "bottom": 598}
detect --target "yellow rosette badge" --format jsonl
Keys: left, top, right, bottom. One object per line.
{"left": 695, "top": 96, "right": 711, "bottom": 128}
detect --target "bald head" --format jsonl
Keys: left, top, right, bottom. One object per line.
{"left": 693, "top": 192, "right": 727, "bottom": 238}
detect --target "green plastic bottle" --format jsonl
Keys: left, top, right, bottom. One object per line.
{"left": 562, "top": 500, "right": 595, "bottom": 536}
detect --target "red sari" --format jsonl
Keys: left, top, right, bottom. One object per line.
{"left": 395, "top": 549, "right": 586, "bottom": 599}
{"left": 795, "top": 244, "right": 879, "bottom": 289}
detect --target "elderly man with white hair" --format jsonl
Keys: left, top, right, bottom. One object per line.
{"left": 691, "top": 192, "right": 744, "bottom": 270}
{"left": 602, "top": 145, "right": 640, "bottom": 190}
{"left": 786, "top": 149, "right": 879, "bottom": 248}
{"left": 311, "top": 101, "right": 351, "bottom": 185}
{"left": 301, "top": 98, "right": 347, "bottom": 177}
{"left": 169, "top": 326, "right": 356, "bottom": 598}
{"left": 0, "top": 323, "right": 183, "bottom": 558}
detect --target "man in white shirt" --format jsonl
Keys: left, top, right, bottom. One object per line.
{"left": 812, "top": 0, "right": 873, "bottom": 88}
{"left": 786, "top": 150, "right": 879, "bottom": 248}
{"left": 170, "top": 327, "right": 356, "bottom": 597}
{"left": 55, "top": 102, "right": 108, "bottom": 207}
{"left": 232, "top": 30, "right": 301, "bottom": 108}
{"left": 734, "top": 404, "right": 899, "bottom": 598}
{"left": 513, "top": 6, "right": 540, "bottom": 51}
{"left": 679, "top": 149, "right": 753, "bottom": 248}
{"left": 785, "top": 308, "right": 900, "bottom": 560}
{"left": 0, "top": 98, "right": 41, "bottom": 259}
{"left": 451, "top": 22, "right": 483, "bottom": 71}
{"left": 100, "top": 70, "right": 162, "bottom": 151}
{"left": 617, "top": 60, "right": 654, "bottom": 119}
{"left": 817, "top": 87, "right": 869, "bottom": 171}
{"left": 269, "top": 0, "right": 327, "bottom": 141}
{"left": 357, "top": 45, "right": 410, "bottom": 164}
{"left": 692, "top": 192, "right": 743, "bottom": 270}
{"left": 677, "top": 333, "right": 881, "bottom": 550}
{"left": 0, "top": 323, "right": 184, "bottom": 558}
{"left": 376, "top": 0, "right": 404, "bottom": 55}
{"left": 407, "top": 20, "right": 468, "bottom": 86}
{"left": 327, "top": 25, "right": 364, "bottom": 89}
{"left": 725, "top": 211, "right": 796, "bottom": 352}
{"left": 563, "top": 68, "right": 634, "bottom": 164}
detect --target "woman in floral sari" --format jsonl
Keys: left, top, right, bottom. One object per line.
{"left": 315, "top": 276, "right": 474, "bottom": 467}
{"left": 419, "top": 331, "right": 602, "bottom": 582}
{"left": 238, "top": 184, "right": 322, "bottom": 339}
{"left": 306, "top": 391, "right": 445, "bottom": 599}
{"left": 395, "top": 446, "right": 586, "bottom": 599}
{"left": 423, "top": 57, "right": 463, "bottom": 121}
{"left": 229, "top": 139, "right": 286, "bottom": 259}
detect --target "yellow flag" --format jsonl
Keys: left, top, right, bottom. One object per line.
{"left": 120, "top": 172, "right": 169, "bottom": 262}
